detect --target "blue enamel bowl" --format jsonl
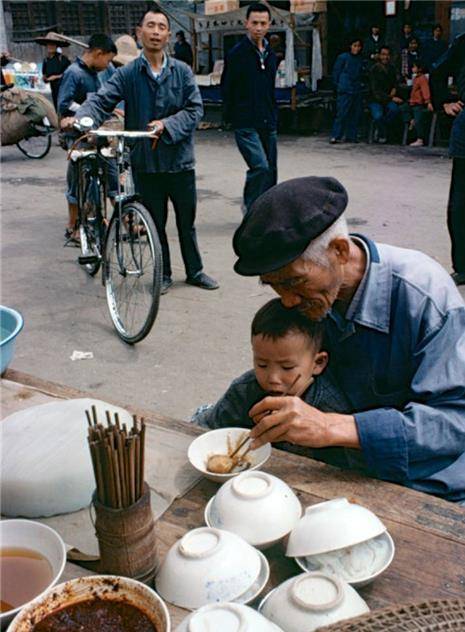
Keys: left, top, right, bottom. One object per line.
{"left": 0, "top": 306, "right": 24, "bottom": 374}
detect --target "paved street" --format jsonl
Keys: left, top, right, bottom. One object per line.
{"left": 2, "top": 131, "right": 464, "bottom": 421}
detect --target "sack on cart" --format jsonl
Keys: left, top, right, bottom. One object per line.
{"left": 1, "top": 86, "right": 58, "bottom": 146}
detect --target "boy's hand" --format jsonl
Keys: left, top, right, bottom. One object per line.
{"left": 60, "top": 116, "right": 76, "bottom": 130}
{"left": 248, "top": 396, "right": 360, "bottom": 450}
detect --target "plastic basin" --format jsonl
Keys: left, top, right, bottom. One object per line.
{"left": 0, "top": 306, "right": 24, "bottom": 374}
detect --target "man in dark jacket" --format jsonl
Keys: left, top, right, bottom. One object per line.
{"left": 64, "top": 9, "right": 218, "bottom": 293}
{"left": 221, "top": 2, "right": 278, "bottom": 214}
{"left": 174, "top": 30, "right": 193, "bottom": 67}
{"left": 36, "top": 32, "right": 71, "bottom": 111}
{"left": 368, "top": 46, "right": 403, "bottom": 142}
{"left": 432, "top": 32, "right": 465, "bottom": 286}
{"left": 423, "top": 23, "right": 448, "bottom": 72}
{"left": 363, "top": 24, "right": 383, "bottom": 65}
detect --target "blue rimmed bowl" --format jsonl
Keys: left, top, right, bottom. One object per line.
{"left": 0, "top": 306, "right": 24, "bottom": 374}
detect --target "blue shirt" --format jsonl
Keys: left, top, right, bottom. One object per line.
{"left": 75, "top": 54, "right": 203, "bottom": 174}
{"left": 325, "top": 235, "right": 465, "bottom": 501}
{"left": 57, "top": 57, "right": 100, "bottom": 117}
{"left": 332, "top": 52, "right": 365, "bottom": 94}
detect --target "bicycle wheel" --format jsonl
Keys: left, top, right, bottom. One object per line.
{"left": 78, "top": 163, "right": 103, "bottom": 277}
{"left": 17, "top": 133, "right": 52, "bottom": 159}
{"left": 104, "top": 201, "right": 162, "bottom": 344}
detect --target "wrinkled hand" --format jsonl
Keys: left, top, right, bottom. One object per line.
{"left": 249, "top": 396, "right": 333, "bottom": 449}
{"left": 444, "top": 101, "right": 463, "bottom": 117}
{"left": 147, "top": 119, "right": 164, "bottom": 135}
{"left": 60, "top": 116, "right": 76, "bottom": 130}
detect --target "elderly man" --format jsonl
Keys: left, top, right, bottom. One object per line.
{"left": 233, "top": 176, "right": 465, "bottom": 502}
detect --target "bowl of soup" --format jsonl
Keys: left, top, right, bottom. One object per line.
{"left": 8, "top": 575, "right": 171, "bottom": 631}
{"left": 0, "top": 520, "right": 66, "bottom": 627}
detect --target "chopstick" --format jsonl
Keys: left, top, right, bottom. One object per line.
{"left": 86, "top": 408, "right": 147, "bottom": 509}
{"left": 229, "top": 373, "right": 302, "bottom": 460}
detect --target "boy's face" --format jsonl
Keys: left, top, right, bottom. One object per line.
{"left": 252, "top": 331, "right": 328, "bottom": 397}
{"left": 91, "top": 50, "right": 115, "bottom": 72}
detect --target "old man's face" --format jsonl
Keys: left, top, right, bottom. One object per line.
{"left": 260, "top": 239, "right": 349, "bottom": 321}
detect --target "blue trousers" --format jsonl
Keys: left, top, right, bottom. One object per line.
{"left": 331, "top": 92, "right": 363, "bottom": 141}
{"left": 234, "top": 128, "right": 278, "bottom": 213}
{"left": 369, "top": 101, "right": 400, "bottom": 139}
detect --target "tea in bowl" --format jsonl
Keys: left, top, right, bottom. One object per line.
{"left": 188, "top": 428, "right": 271, "bottom": 483}
{"left": 0, "top": 520, "right": 66, "bottom": 628}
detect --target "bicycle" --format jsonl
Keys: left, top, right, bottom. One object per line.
{"left": 68, "top": 116, "right": 163, "bottom": 344}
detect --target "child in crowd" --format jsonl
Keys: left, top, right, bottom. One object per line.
{"left": 330, "top": 37, "right": 365, "bottom": 144}
{"left": 193, "top": 299, "right": 363, "bottom": 470}
{"left": 402, "top": 60, "right": 434, "bottom": 146}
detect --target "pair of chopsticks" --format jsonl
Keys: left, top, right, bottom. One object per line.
{"left": 86, "top": 406, "right": 146, "bottom": 509}
{"left": 230, "top": 373, "right": 303, "bottom": 460}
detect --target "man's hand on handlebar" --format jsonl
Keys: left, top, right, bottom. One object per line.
{"left": 60, "top": 117, "right": 77, "bottom": 130}
{"left": 147, "top": 120, "right": 164, "bottom": 135}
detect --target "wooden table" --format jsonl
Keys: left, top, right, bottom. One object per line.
{"left": 3, "top": 369, "right": 465, "bottom": 628}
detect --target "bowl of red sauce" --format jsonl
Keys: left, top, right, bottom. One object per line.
{"left": 8, "top": 575, "right": 170, "bottom": 632}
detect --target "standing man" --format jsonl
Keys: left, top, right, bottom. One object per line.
{"left": 64, "top": 9, "right": 218, "bottom": 293}
{"left": 36, "top": 32, "right": 71, "bottom": 111}
{"left": 432, "top": 32, "right": 465, "bottom": 286}
{"left": 174, "top": 30, "right": 193, "bottom": 67}
{"left": 221, "top": 2, "right": 278, "bottom": 214}
{"left": 58, "top": 34, "right": 117, "bottom": 243}
{"left": 423, "top": 23, "right": 448, "bottom": 72}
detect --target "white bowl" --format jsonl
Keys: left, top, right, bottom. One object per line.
{"left": 205, "top": 471, "right": 302, "bottom": 549}
{"left": 295, "top": 531, "right": 395, "bottom": 587}
{"left": 286, "top": 498, "right": 387, "bottom": 558}
{"left": 188, "top": 427, "right": 271, "bottom": 483}
{"left": 0, "top": 520, "right": 66, "bottom": 627}
{"left": 9, "top": 575, "right": 170, "bottom": 631}
{"left": 156, "top": 527, "right": 269, "bottom": 610}
{"left": 175, "top": 602, "right": 284, "bottom": 632}
{"left": 259, "top": 572, "right": 369, "bottom": 632}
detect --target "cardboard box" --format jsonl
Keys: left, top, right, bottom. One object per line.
{"left": 290, "top": 0, "right": 327, "bottom": 13}
{"left": 204, "top": 0, "right": 239, "bottom": 15}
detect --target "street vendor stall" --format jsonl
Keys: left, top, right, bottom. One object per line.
{"left": 1, "top": 369, "right": 465, "bottom": 629}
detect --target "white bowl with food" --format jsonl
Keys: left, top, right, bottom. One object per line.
{"left": 286, "top": 498, "right": 394, "bottom": 586}
{"left": 156, "top": 527, "right": 269, "bottom": 610}
{"left": 175, "top": 602, "right": 284, "bottom": 632}
{"left": 258, "top": 572, "right": 369, "bottom": 632}
{"left": 205, "top": 471, "right": 302, "bottom": 549}
{"left": 9, "top": 574, "right": 170, "bottom": 631}
{"left": 0, "top": 519, "right": 66, "bottom": 627}
{"left": 188, "top": 427, "right": 271, "bottom": 483}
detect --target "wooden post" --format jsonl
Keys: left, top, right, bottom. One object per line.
{"left": 191, "top": 17, "right": 198, "bottom": 72}
{"left": 435, "top": 0, "right": 451, "bottom": 42}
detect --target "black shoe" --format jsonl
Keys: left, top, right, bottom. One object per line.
{"left": 186, "top": 272, "right": 219, "bottom": 290}
{"left": 161, "top": 276, "right": 173, "bottom": 295}
{"left": 329, "top": 137, "right": 339, "bottom": 144}
{"left": 451, "top": 271, "right": 465, "bottom": 286}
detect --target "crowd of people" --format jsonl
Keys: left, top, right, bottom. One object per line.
{"left": 330, "top": 21, "right": 449, "bottom": 146}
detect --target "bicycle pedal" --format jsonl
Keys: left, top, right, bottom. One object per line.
{"left": 78, "top": 255, "right": 99, "bottom": 265}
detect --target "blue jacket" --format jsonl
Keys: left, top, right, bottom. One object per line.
{"left": 221, "top": 36, "right": 278, "bottom": 130}
{"left": 75, "top": 54, "right": 203, "bottom": 174}
{"left": 332, "top": 52, "right": 365, "bottom": 94}
{"left": 58, "top": 57, "right": 100, "bottom": 117}
{"left": 326, "top": 235, "right": 465, "bottom": 501}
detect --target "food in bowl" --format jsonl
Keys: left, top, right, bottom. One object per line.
{"left": 30, "top": 599, "right": 156, "bottom": 631}
{"left": 206, "top": 432, "right": 251, "bottom": 474}
{"left": 0, "top": 547, "right": 53, "bottom": 614}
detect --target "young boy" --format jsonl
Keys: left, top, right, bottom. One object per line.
{"left": 193, "top": 299, "right": 363, "bottom": 470}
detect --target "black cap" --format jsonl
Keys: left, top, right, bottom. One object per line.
{"left": 233, "top": 176, "right": 348, "bottom": 276}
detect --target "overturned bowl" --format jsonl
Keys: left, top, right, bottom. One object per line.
{"left": 188, "top": 427, "right": 271, "bottom": 483}
{"left": 175, "top": 602, "right": 284, "bottom": 632}
{"left": 8, "top": 575, "right": 170, "bottom": 631}
{"left": 205, "top": 470, "right": 302, "bottom": 549}
{"left": 259, "top": 572, "right": 369, "bottom": 632}
{"left": 156, "top": 527, "right": 269, "bottom": 610}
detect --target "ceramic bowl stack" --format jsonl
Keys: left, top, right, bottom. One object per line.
{"left": 205, "top": 470, "right": 302, "bottom": 549}
{"left": 259, "top": 571, "right": 369, "bottom": 632}
{"left": 286, "top": 498, "right": 395, "bottom": 587}
{"left": 175, "top": 602, "right": 284, "bottom": 632}
{"left": 156, "top": 527, "right": 270, "bottom": 610}
{"left": 187, "top": 427, "right": 271, "bottom": 483}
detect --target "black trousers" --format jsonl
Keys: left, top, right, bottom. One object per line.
{"left": 136, "top": 170, "right": 203, "bottom": 280}
{"left": 447, "top": 157, "right": 465, "bottom": 274}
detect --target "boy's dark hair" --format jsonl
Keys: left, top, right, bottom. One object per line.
{"left": 88, "top": 34, "right": 117, "bottom": 54}
{"left": 348, "top": 36, "right": 363, "bottom": 47}
{"left": 138, "top": 7, "right": 171, "bottom": 29}
{"left": 412, "top": 58, "right": 426, "bottom": 73}
{"left": 251, "top": 299, "right": 324, "bottom": 349}
{"left": 176, "top": 30, "right": 185, "bottom": 40}
{"left": 246, "top": 2, "right": 271, "bottom": 19}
